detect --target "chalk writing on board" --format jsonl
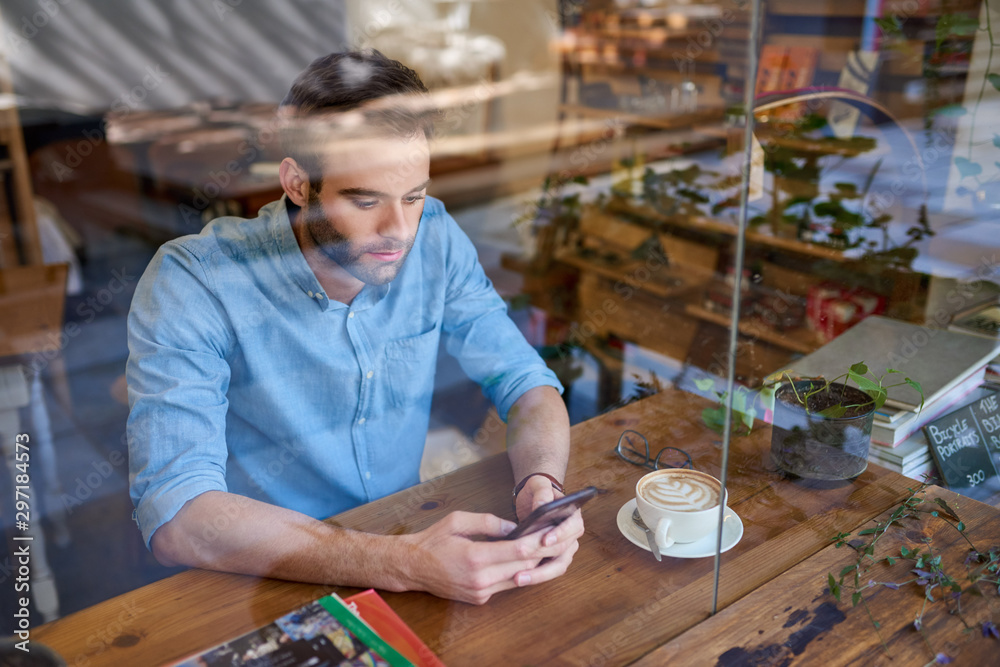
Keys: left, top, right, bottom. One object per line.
{"left": 924, "top": 388, "right": 1000, "bottom": 502}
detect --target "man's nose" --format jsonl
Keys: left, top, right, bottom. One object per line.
{"left": 379, "top": 203, "right": 410, "bottom": 240}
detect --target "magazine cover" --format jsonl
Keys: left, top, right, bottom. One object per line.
{"left": 344, "top": 590, "right": 445, "bottom": 667}
{"left": 172, "top": 595, "right": 413, "bottom": 667}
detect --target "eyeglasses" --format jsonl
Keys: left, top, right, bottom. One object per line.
{"left": 615, "top": 430, "right": 692, "bottom": 471}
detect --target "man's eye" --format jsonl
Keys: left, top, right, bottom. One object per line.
{"left": 353, "top": 200, "right": 378, "bottom": 210}
{"left": 404, "top": 195, "right": 425, "bottom": 205}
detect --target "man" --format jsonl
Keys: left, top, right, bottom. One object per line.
{"left": 126, "top": 50, "right": 583, "bottom": 605}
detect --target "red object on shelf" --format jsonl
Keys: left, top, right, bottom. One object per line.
{"left": 806, "top": 283, "right": 886, "bottom": 343}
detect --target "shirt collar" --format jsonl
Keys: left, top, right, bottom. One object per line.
{"left": 268, "top": 194, "right": 390, "bottom": 312}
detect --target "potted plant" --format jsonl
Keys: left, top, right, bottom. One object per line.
{"left": 768, "top": 362, "right": 923, "bottom": 481}
{"left": 696, "top": 362, "right": 923, "bottom": 481}
{"left": 513, "top": 174, "right": 589, "bottom": 270}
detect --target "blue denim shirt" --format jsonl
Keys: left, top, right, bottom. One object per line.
{"left": 127, "top": 195, "right": 561, "bottom": 547}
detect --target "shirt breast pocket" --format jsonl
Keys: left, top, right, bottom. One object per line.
{"left": 384, "top": 327, "right": 440, "bottom": 408}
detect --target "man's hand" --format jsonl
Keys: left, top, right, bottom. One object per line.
{"left": 396, "top": 510, "right": 582, "bottom": 605}
{"left": 515, "top": 472, "right": 561, "bottom": 520}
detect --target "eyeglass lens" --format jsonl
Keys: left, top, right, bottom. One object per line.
{"left": 653, "top": 447, "right": 692, "bottom": 470}
{"left": 617, "top": 432, "right": 649, "bottom": 465}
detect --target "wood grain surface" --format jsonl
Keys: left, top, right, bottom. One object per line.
{"left": 35, "top": 390, "right": 928, "bottom": 666}
{"left": 637, "top": 486, "right": 1000, "bottom": 666}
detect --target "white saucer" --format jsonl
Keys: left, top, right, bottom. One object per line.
{"left": 616, "top": 498, "right": 744, "bottom": 559}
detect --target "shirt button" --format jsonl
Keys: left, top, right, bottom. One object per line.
{"left": 365, "top": 471, "right": 372, "bottom": 480}
{"left": 348, "top": 312, "right": 355, "bottom": 319}
{"left": 316, "top": 293, "right": 324, "bottom": 300}
{"left": 307, "top": 290, "right": 314, "bottom": 298}
{"left": 358, "top": 417, "right": 366, "bottom": 425}
{"left": 366, "top": 370, "right": 373, "bottom": 379}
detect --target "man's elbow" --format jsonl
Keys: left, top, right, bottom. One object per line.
{"left": 147, "top": 490, "right": 225, "bottom": 568}
{"left": 150, "top": 518, "right": 193, "bottom": 568}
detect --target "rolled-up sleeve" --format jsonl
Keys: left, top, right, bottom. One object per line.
{"left": 440, "top": 214, "right": 562, "bottom": 421}
{"left": 126, "top": 243, "right": 234, "bottom": 548}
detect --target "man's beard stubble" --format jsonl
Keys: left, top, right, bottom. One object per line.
{"left": 302, "top": 192, "right": 416, "bottom": 286}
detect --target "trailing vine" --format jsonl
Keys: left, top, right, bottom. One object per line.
{"left": 827, "top": 483, "right": 1000, "bottom": 662}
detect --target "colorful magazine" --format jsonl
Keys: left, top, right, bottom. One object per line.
{"left": 172, "top": 594, "right": 413, "bottom": 667}
{"left": 344, "top": 590, "right": 445, "bottom": 667}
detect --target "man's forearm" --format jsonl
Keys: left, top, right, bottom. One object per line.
{"left": 149, "top": 489, "right": 574, "bottom": 605}
{"left": 505, "top": 386, "right": 571, "bottom": 487}
{"left": 151, "top": 490, "right": 409, "bottom": 590}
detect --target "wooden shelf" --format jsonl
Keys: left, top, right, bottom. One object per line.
{"left": 553, "top": 247, "right": 710, "bottom": 300}
{"left": 753, "top": 126, "right": 874, "bottom": 158}
{"left": 558, "top": 104, "right": 726, "bottom": 131}
{"left": 684, "top": 302, "right": 823, "bottom": 355}
{"left": 602, "top": 202, "right": 852, "bottom": 262}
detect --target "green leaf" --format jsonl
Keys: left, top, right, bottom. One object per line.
{"left": 786, "top": 195, "right": 814, "bottom": 208}
{"left": 955, "top": 157, "right": 983, "bottom": 178}
{"left": 989, "top": 73, "right": 1000, "bottom": 92}
{"left": 852, "top": 592, "right": 862, "bottom": 607}
{"left": 936, "top": 15, "right": 952, "bottom": 48}
{"left": 694, "top": 378, "right": 716, "bottom": 391}
{"left": 840, "top": 565, "right": 856, "bottom": 577}
{"left": 813, "top": 201, "right": 846, "bottom": 218}
{"left": 934, "top": 497, "right": 960, "bottom": 520}
{"left": 875, "top": 16, "right": 903, "bottom": 37}
{"left": 817, "top": 405, "right": 848, "bottom": 418}
{"left": 887, "top": 557, "right": 896, "bottom": 565}
{"left": 829, "top": 573, "right": 841, "bottom": 601}
{"left": 958, "top": 521, "right": 965, "bottom": 532}
{"left": 951, "top": 14, "right": 981, "bottom": 36}
{"left": 850, "top": 372, "right": 882, "bottom": 396}
{"left": 933, "top": 104, "right": 967, "bottom": 118}
{"left": 849, "top": 362, "right": 869, "bottom": 375}
{"left": 904, "top": 379, "right": 924, "bottom": 411}
{"left": 858, "top": 528, "right": 878, "bottom": 535}
{"left": 938, "top": 13, "right": 980, "bottom": 49}
{"left": 701, "top": 407, "right": 726, "bottom": 434}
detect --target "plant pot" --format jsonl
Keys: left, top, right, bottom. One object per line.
{"left": 770, "top": 381, "right": 875, "bottom": 481}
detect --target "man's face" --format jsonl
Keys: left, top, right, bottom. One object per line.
{"left": 299, "top": 133, "right": 431, "bottom": 286}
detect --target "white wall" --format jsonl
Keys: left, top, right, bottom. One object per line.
{"left": 346, "top": 0, "right": 561, "bottom": 134}
{"left": 2, "top": 0, "right": 348, "bottom": 112}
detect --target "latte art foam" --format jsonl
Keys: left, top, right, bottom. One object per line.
{"left": 640, "top": 473, "right": 720, "bottom": 511}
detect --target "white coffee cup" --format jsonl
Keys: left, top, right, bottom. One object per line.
{"left": 635, "top": 468, "right": 726, "bottom": 550}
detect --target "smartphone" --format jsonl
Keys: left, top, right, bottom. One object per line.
{"left": 502, "top": 486, "right": 600, "bottom": 541}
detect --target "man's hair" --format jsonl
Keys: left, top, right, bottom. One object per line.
{"left": 279, "top": 50, "right": 437, "bottom": 189}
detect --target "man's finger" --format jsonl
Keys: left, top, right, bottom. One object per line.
{"left": 513, "top": 539, "right": 580, "bottom": 587}
{"left": 446, "top": 511, "right": 517, "bottom": 538}
{"left": 542, "top": 509, "right": 584, "bottom": 546}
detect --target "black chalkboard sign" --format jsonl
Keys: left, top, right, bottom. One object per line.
{"left": 924, "top": 389, "right": 1000, "bottom": 502}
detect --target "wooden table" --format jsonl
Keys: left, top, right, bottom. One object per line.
{"left": 34, "top": 389, "right": 1000, "bottom": 665}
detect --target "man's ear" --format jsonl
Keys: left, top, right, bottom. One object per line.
{"left": 279, "top": 158, "right": 311, "bottom": 206}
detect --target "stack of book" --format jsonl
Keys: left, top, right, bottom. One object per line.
{"left": 870, "top": 383, "right": 1000, "bottom": 479}
{"left": 778, "top": 315, "right": 1000, "bottom": 479}
{"left": 173, "top": 590, "right": 443, "bottom": 667}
